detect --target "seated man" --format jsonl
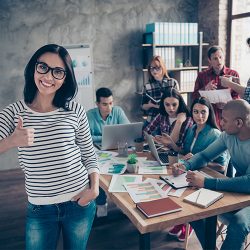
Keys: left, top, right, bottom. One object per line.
{"left": 87, "top": 87, "right": 130, "bottom": 217}
{"left": 173, "top": 99, "right": 250, "bottom": 250}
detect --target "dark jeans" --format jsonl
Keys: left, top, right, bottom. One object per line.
{"left": 26, "top": 200, "right": 96, "bottom": 250}
{"left": 96, "top": 188, "right": 107, "bottom": 205}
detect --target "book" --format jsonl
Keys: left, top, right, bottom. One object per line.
{"left": 145, "top": 92, "right": 161, "bottom": 104}
{"left": 160, "top": 173, "right": 189, "bottom": 189}
{"left": 136, "top": 197, "right": 182, "bottom": 218}
{"left": 183, "top": 188, "right": 224, "bottom": 208}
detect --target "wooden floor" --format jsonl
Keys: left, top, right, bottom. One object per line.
{"left": 0, "top": 168, "right": 227, "bottom": 250}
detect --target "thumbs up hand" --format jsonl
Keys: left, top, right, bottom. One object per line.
{"left": 11, "top": 117, "right": 35, "bottom": 147}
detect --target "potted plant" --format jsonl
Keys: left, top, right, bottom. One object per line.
{"left": 175, "top": 58, "right": 183, "bottom": 68}
{"left": 126, "top": 154, "right": 138, "bottom": 173}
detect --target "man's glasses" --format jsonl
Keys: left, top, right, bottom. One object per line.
{"left": 149, "top": 66, "right": 161, "bottom": 72}
{"left": 35, "top": 62, "right": 66, "bottom": 80}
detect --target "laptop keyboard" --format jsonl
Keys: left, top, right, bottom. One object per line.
{"left": 159, "top": 152, "right": 169, "bottom": 163}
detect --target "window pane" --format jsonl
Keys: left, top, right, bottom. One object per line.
{"left": 231, "top": 17, "right": 250, "bottom": 86}
{"left": 232, "top": 0, "right": 250, "bottom": 15}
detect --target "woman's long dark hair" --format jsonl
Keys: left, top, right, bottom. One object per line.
{"left": 24, "top": 44, "right": 78, "bottom": 110}
{"left": 191, "top": 97, "right": 219, "bottom": 129}
{"left": 159, "top": 88, "right": 190, "bottom": 117}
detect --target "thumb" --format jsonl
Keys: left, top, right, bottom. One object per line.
{"left": 17, "top": 116, "right": 23, "bottom": 129}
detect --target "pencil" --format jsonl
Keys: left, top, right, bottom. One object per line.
{"left": 195, "top": 190, "right": 201, "bottom": 203}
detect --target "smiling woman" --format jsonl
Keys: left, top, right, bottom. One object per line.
{"left": 0, "top": 44, "right": 99, "bottom": 250}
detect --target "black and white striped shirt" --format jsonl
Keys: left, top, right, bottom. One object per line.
{"left": 0, "top": 100, "right": 99, "bottom": 205}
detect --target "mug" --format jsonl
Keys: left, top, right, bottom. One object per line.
{"left": 134, "top": 137, "right": 144, "bottom": 153}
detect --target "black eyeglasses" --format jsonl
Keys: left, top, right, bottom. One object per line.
{"left": 149, "top": 66, "right": 161, "bottom": 72}
{"left": 35, "top": 62, "right": 66, "bottom": 80}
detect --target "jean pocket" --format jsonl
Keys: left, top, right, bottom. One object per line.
{"left": 27, "top": 202, "right": 41, "bottom": 213}
{"left": 71, "top": 200, "right": 93, "bottom": 209}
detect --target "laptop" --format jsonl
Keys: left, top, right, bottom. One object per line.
{"left": 144, "top": 132, "right": 169, "bottom": 165}
{"left": 95, "top": 122, "right": 143, "bottom": 150}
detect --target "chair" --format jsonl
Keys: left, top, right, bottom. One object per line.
{"left": 216, "top": 220, "right": 249, "bottom": 250}
{"left": 216, "top": 160, "right": 249, "bottom": 250}
{"left": 184, "top": 162, "right": 231, "bottom": 250}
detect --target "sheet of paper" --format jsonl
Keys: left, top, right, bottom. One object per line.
{"left": 138, "top": 164, "right": 168, "bottom": 175}
{"left": 168, "top": 187, "right": 187, "bottom": 197}
{"left": 108, "top": 175, "right": 142, "bottom": 192}
{"left": 99, "top": 158, "right": 127, "bottom": 175}
{"left": 96, "top": 150, "right": 118, "bottom": 164}
{"left": 161, "top": 173, "right": 189, "bottom": 189}
{"left": 145, "top": 178, "right": 172, "bottom": 196}
{"left": 124, "top": 180, "right": 165, "bottom": 203}
{"left": 199, "top": 89, "right": 232, "bottom": 104}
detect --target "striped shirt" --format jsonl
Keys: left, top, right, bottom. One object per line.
{"left": 0, "top": 100, "right": 99, "bottom": 205}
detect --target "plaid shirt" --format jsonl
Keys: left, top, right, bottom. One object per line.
{"left": 244, "top": 86, "right": 250, "bottom": 103}
{"left": 142, "top": 76, "right": 179, "bottom": 122}
{"left": 143, "top": 114, "right": 193, "bottom": 147}
{"left": 192, "top": 66, "right": 240, "bottom": 127}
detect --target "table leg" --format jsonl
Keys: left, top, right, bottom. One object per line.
{"left": 204, "top": 215, "right": 217, "bottom": 250}
{"left": 139, "top": 232, "right": 150, "bottom": 250}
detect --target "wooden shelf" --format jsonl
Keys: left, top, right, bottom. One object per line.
{"left": 142, "top": 43, "right": 209, "bottom": 47}
{"left": 142, "top": 66, "right": 208, "bottom": 72}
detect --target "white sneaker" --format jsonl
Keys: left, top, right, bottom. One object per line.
{"left": 96, "top": 203, "right": 108, "bottom": 217}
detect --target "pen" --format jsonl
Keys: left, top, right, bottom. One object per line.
{"left": 176, "top": 167, "right": 187, "bottom": 174}
{"left": 195, "top": 190, "right": 201, "bottom": 203}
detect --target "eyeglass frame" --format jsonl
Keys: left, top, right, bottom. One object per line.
{"left": 149, "top": 66, "right": 162, "bottom": 72}
{"left": 35, "top": 62, "right": 67, "bottom": 80}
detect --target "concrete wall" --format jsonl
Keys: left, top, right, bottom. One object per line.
{"left": 0, "top": 0, "right": 199, "bottom": 170}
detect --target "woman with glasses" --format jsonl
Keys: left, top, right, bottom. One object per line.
{"left": 0, "top": 44, "right": 99, "bottom": 250}
{"left": 155, "top": 97, "right": 229, "bottom": 242}
{"left": 141, "top": 55, "right": 179, "bottom": 127}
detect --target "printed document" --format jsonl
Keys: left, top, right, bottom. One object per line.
{"left": 199, "top": 89, "right": 232, "bottom": 103}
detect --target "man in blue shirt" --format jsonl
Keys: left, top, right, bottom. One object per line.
{"left": 87, "top": 87, "right": 130, "bottom": 217}
{"left": 87, "top": 87, "right": 130, "bottom": 143}
{"left": 173, "top": 99, "right": 250, "bottom": 250}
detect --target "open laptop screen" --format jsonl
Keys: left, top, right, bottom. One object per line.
{"left": 96, "top": 122, "right": 143, "bottom": 150}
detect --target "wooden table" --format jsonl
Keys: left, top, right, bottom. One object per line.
{"left": 100, "top": 165, "right": 250, "bottom": 250}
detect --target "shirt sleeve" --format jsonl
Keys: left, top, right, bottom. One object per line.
{"left": 117, "top": 107, "right": 130, "bottom": 124}
{"left": 76, "top": 107, "right": 99, "bottom": 175}
{"left": 0, "top": 104, "right": 16, "bottom": 140}
{"left": 192, "top": 73, "right": 203, "bottom": 100}
{"left": 141, "top": 84, "right": 150, "bottom": 105}
{"left": 244, "top": 86, "right": 250, "bottom": 103}
{"left": 205, "top": 169, "right": 250, "bottom": 194}
{"left": 230, "top": 71, "right": 240, "bottom": 99}
{"left": 176, "top": 117, "right": 193, "bottom": 147}
{"left": 143, "top": 114, "right": 160, "bottom": 135}
{"left": 184, "top": 134, "right": 228, "bottom": 171}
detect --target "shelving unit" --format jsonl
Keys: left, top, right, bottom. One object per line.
{"left": 142, "top": 31, "right": 209, "bottom": 95}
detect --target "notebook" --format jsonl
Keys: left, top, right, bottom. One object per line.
{"left": 183, "top": 188, "right": 224, "bottom": 208}
{"left": 94, "top": 122, "right": 143, "bottom": 150}
{"left": 144, "top": 132, "right": 169, "bottom": 165}
{"left": 145, "top": 92, "right": 161, "bottom": 104}
{"left": 160, "top": 173, "right": 189, "bottom": 189}
{"left": 136, "top": 197, "right": 182, "bottom": 218}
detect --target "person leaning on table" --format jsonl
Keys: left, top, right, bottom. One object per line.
{"left": 172, "top": 99, "right": 250, "bottom": 250}
{"left": 87, "top": 87, "right": 130, "bottom": 218}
